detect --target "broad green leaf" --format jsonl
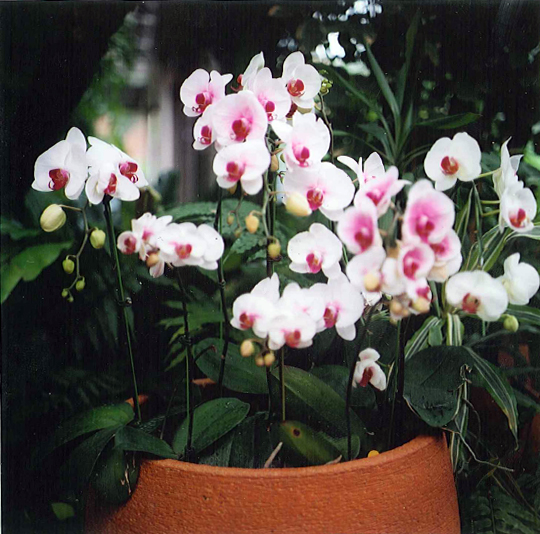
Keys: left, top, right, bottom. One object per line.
{"left": 10, "top": 241, "right": 72, "bottom": 281}
{"left": 0, "top": 217, "right": 41, "bottom": 240}
{"left": 271, "top": 366, "right": 366, "bottom": 445}
{"left": 277, "top": 421, "right": 343, "bottom": 466}
{"left": 114, "top": 426, "right": 177, "bottom": 459}
{"left": 512, "top": 388, "right": 540, "bottom": 412}
{"left": 0, "top": 262, "right": 22, "bottom": 304}
{"left": 92, "top": 446, "right": 139, "bottom": 505}
{"left": 416, "top": 112, "right": 481, "bottom": 129}
{"left": 463, "top": 347, "right": 519, "bottom": 442}
{"left": 50, "top": 503, "right": 75, "bottom": 521}
{"left": 405, "top": 316, "right": 444, "bottom": 360}
{"left": 448, "top": 382, "right": 470, "bottom": 473}
{"left": 172, "top": 397, "right": 250, "bottom": 457}
{"left": 33, "top": 403, "right": 134, "bottom": 465}
{"left": 228, "top": 412, "right": 274, "bottom": 468}
{"left": 195, "top": 338, "right": 268, "bottom": 394}
{"left": 396, "top": 10, "right": 420, "bottom": 109}
{"left": 325, "top": 66, "right": 378, "bottom": 110}
{"left": 524, "top": 140, "right": 540, "bottom": 171}
{"left": 59, "top": 426, "right": 122, "bottom": 499}
{"left": 160, "top": 202, "right": 215, "bottom": 222}
{"left": 447, "top": 314, "right": 464, "bottom": 346}
{"left": 198, "top": 429, "right": 235, "bottom": 467}
{"left": 505, "top": 304, "right": 540, "bottom": 327}
{"left": 464, "top": 225, "right": 509, "bottom": 271}
{"left": 230, "top": 232, "right": 262, "bottom": 255}
{"left": 428, "top": 319, "right": 444, "bottom": 347}
{"left": 309, "top": 365, "right": 375, "bottom": 408}
{"left": 357, "top": 123, "right": 392, "bottom": 154}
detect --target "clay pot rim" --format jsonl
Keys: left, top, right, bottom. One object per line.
{"left": 147, "top": 434, "right": 441, "bottom": 478}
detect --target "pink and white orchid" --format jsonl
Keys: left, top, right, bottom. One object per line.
{"left": 424, "top": 132, "right": 482, "bottom": 191}
{"left": 252, "top": 67, "right": 291, "bottom": 122}
{"left": 213, "top": 140, "right": 270, "bottom": 195}
{"left": 397, "top": 243, "right": 435, "bottom": 297}
{"left": 192, "top": 107, "right": 215, "bottom": 151}
{"left": 353, "top": 348, "right": 387, "bottom": 391}
{"left": 280, "top": 51, "right": 322, "bottom": 110}
{"left": 346, "top": 246, "right": 386, "bottom": 298}
{"left": 402, "top": 180, "right": 455, "bottom": 245}
{"left": 287, "top": 222, "right": 343, "bottom": 279}
{"left": 493, "top": 139, "right": 522, "bottom": 198}
{"left": 238, "top": 52, "right": 265, "bottom": 91}
{"left": 212, "top": 92, "right": 268, "bottom": 146}
{"left": 285, "top": 162, "right": 355, "bottom": 221}
{"left": 267, "top": 311, "right": 317, "bottom": 350}
{"left": 33, "top": 127, "right": 88, "bottom": 200}
{"left": 117, "top": 213, "right": 173, "bottom": 260}
{"left": 500, "top": 182, "right": 537, "bottom": 233}
{"left": 427, "top": 230, "right": 462, "bottom": 283}
{"left": 278, "top": 283, "right": 325, "bottom": 325}
{"left": 446, "top": 271, "right": 508, "bottom": 322}
{"left": 497, "top": 253, "right": 539, "bottom": 305}
{"left": 180, "top": 69, "right": 233, "bottom": 117}
{"left": 337, "top": 152, "right": 386, "bottom": 186}
{"left": 337, "top": 196, "right": 382, "bottom": 255}
{"left": 85, "top": 162, "right": 140, "bottom": 205}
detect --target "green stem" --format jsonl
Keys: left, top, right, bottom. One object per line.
{"left": 429, "top": 281, "right": 441, "bottom": 317}
{"left": 319, "top": 94, "right": 335, "bottom": 163}
{"left": 481, "top": 209, "right": 500, "bottom": 218}
{"left": 279, "top": 348, "right": 286, "bottom": 422}
{"left": 472, "top": 181, "right": 487, "bottom": 337}
{"left": 103, "top": 198, "right": 141, "bottom": 423}
{"left": 345, "top": 303, "right": 378, "bottom": 460}
{"left": 481, "top": 199, "right": 500, "bottom": 205}
{"left": 175, "top": 268, "right": 195, "bottom": 461}
{"left": 392, "top": 320, "right": 404, "bottom": 449}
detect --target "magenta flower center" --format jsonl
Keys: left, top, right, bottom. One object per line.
{"left": 175, "top": 243, "right": 193, "bottom": 260}
{"left": 264, "top": 101, "right": 276, "bottom": 121}
{"left": 354, "top": 226, "right": 373, "bottom": 252}
{"left": 415, "top": 215, "right": 435, "bottom": 241}
{"left": 359, "top": 366, "right": 374, "bottom": 388}
{"left": 430, "top": 241, "right": 446, "bottom": 256}
{"left": 198, "top": 125, "right": 212, "bottom": 145}
{"left": 403, "top": 252, "right": 420, "bottom": 279}
{"left": 193, "top": 91, "right": 212, "bottom": 114}
{"left": 48, "top": 168, "right": 70, "bottom": 191}
{"left": 231, "top": 118, "right": 251, "bottom": 141}
{"left": 239, "top": 312, "right": 254, "bottom": 330}
{"left": 441, "top": 156, "right": 459, "bottom": 176}
{"left": 124, "top": 236, "right": 138, "bottom": 255}
{"left": 366, "top": 188, "right": 384, "bottom": 206}
{"left": 306, "top": 252, "right": 322, "bottom": 274}
{"left": 286, "top": 102, "right": 298, "bottom": 119}
{"left": 510, "top": 208, "right": 527, "bottom": 228}
{"left": 323, "top": 306, "right": 338, "bottom": 328}
{"left": 104, "top": 173, "right": 118, "bottom": 196}
{"left": 285, "top": 329, "right": 302, "bottom": 348}
{"left": 462, "top": 293, "right": 480, "bottom": 314}
{"left": 287, "top": 79, "right": 305, "bottom": 97}
{"left": 293, "top": 145, "right": 311, "bottom": 167}
{"left": 226, "top": 161, "right": 246, "bottom": 182}
{"left": 120, "top": 161, "right": 139, "bottom": 183}
{"left": 306, "top": 188, "right": 324, "bottom": 210}
{"left": 417, "top": 286, "right": 431, "bottom": 300}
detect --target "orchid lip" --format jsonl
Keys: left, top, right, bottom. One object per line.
{"left": 48, "top": 168, "right": 70, "bottom": 191}
{"left": 104, "top": 173, "right": 118, "bottom": 195}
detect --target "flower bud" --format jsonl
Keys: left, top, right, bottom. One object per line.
{"left": 263, "top": 351, "right": 276, "bottom": 367}
{"left": 503, "top": 315, "right": 519, "bottom": 333}
{"left": 228, "top": 183, "right": 238, "bottom": 195}
{"left": 146, "top": 253, "right": 160, "bottom": 268}
{"left": 268, "top": 241, "right": 281, "bottom": 259}
{"left": 226, "top": 214, "right": 235, "bottom": 226}
{"left": 234, "top": 228, "right": 243, "bottom": 238}
{"left": 90, "top": 229, "right": 106, "bottom": 249}
{"left": 75, "top": 277, "right": 85, "bottom": 292}
{"left": 363, "top": 272, "right": 381, "bottom": 292}
{"left": 285, "top": 193, "right": 311, "bottom": 217}
{"left": 61, "top": 289, "right": 69, "bottom": 299}
{"left": 245, "top": 213, "right": 260, "bottom": 234}
{"left": 270, "top": 154, "right": 279, "bottom": 172}
{"left": 367, "top": 450, "right": 380, "bottom": 458}
{"left": 240, "top": 340, "right": 255, "bottom": 357}
{"left": 254, "top": 355, "right": 265, "bottom": 367}
{"left": 62, "top": 257, "right": 75, "bottom": 275}
{"left": 40, "top": 204, "right": 66, "bottom": 232}
{"left": 67, "top": 295, "right": 74, "bottom": 303}
{"left": 412, "top": 297, "right": 430, "bottom": 315}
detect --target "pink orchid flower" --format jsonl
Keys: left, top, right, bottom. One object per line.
{"left": 427, "top": 230, "right": 462, "bottom": 283}
{"left": 33, "top": 127, "right": 88, "bottom": 200}
{"left": 192, "top": 107, "right": 215, "bottom": 151}
{"left": 238, "top": 52, "right": 265, "bottom": 91}
{"left": 280, "top": 51, "right": 322, "bottom": 109}
{"left": 180, "top": 69, "right": 233, "bottom": 117}
{"left": 346, "top": 246, "right": 386, "bottom": 300}
{"left": 337, "top": 152, "right": 386, "bottom": 186}
{"left": 337, "top": 196, "right": 382, "bottom": 255}
{"left": 267, "top": 311, "right": 317, "bottom": 350}
{"left": 117, "top": 213, "right": 173, "bottom": 260}
{"left": 252, "top": 67, "right": 291, "bottom": 122}
{"left": 85, "top": 162, "right": 140, "bottom": 205}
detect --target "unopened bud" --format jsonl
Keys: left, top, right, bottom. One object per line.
{"left": 228, "top": 183, "right": 238, "bottom": 195}
{"left": 40, "top": 204, "right": 66, "bottom": 232}
{"left": 412, "top": 297, "right": 430, "bottom": 315}
{"left": 67, "top": 295, "right": 74, "bottom": 303}
{"left": 254, "top": 355, "right": 265, "bottom": 367}
{"left": 226, "top": 214, "right": 235, "bottom": 226}
{"left": 363, "top": 272, "right": 381, "bottom": 292}
{"left": 62, "top": 257, "right": 75, "bottom": 275}
{"left": 75, "top": 277, "right": 85, "bottom": 292}
{"left": 240, "top": 340, "right": 255, "bottom": 357}
{"left": 234, "top": 228, "right": 243, "bottom": 238}
{"left": 503, "top": 315, "right": 519, "bottom": 333}
{"left": 270, "top": 154, "right": 279, "bottom": 172}
{"left": 367, "top": 450, "right": 379, "bottom": 458}
{"left": 263, "top": 351, "right": 276, "bottom": 367}
{"left": 285, "top": 193, "right": 311, "bottom": 217}
{"left": 146, "top": 253, "right": 160, "bottom": 268}
{"left": 90, "top": 229, "right": 106, "bottom": 249}
{"left": 61, "top": 289, "right": 69, "bottom": 299}
{"left": 268, "top": 241, "right": 281, "bottom": 259}
{"left": 245, "top": 213, "right": 260, "bottom": 234}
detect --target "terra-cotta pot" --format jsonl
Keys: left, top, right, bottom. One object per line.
{"left": 86, "top": 433, "right": 460, "bottom": 534}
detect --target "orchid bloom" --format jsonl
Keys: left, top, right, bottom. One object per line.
{"left": 272, "top": 112, "right": 330, "bottom": 171}
{"left": 310, "top": 274, "right": 365, "bottom": 341}
{"left": 402, "top": 180, "right": 455, "bottom": 245}
{"left": 287, "top": 222, "right": 343, "bottom": 279}
{"left": 493, "top": 139, "right": 522, "bottom": 198}
{"left": 284, "top": 162, "right": 355, "bottom": 221}
{"left": 346, "top": 246, "right": 386, "bottom": 299}
{"left": 33, "top": 127, "right": 88, "bottom": 200}
{"left": 267, "top": 311, "right": 317, "bottom": 350}
{"left": 354, "top": 166, "right": 408, "bottom": 218}
{"left": 337, "top": 152, "right": 386, "bottom": 186}
{"left": 280, "top": 51, "right": 322, "bottom": 109}
{"left": 500, "top": 182, "right": 537, "bottom": 233}
{"left": 85, "top": 162, "right": 140, "bottom": 205}
{"left": 252, "top": 67, "right": 291, "bottom": 122}
{"left": 497, "top": 253, "right": 539, "bottom": 305}
{"left": 424, "top": 132, "right": 482, "bottom": 191}
{"left": 278, "top": 283, "right": 325, "bottom": 325}
{"left": 213, "top": 140, "right": 270, "bottom": 195}
{"left": 251, "top": 273, "right": 281, "bottom": 304}
{"left": 427, "top": 230, "right": 462, "bottom": 283}
{"left": 212, "top": 92, "right": 268, "bottom": 147}
{"left": 180, "top": 69, "right": 233, "bottom": 117}
{"left": 353, "top": 348, "right": 387, "bottom": 391}
{"left": 446, "top": 271, "right": 508, "bottom": 322}
{"left": 397, "top": 243, "right": 435, "bottom": 297}
{"left": 337, "top": 196, "right": 382, "bottom": 255}
{"left": 238, "top": 52, "right": 265, "bottom": 91}
{"left": 192, "top": 107, "right": 215, "bottom": 151}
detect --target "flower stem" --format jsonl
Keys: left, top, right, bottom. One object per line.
{"left": 481, "top": 209, "right": 500, "bottom": 218}
{"left": 174, "top": 267, "right": 195, "bottom": 461}
{"left": 472, "top": 181, "right": 487, "bottom": 337}
{"left": 345, "top": 303, "right": 378, "bottom": 460}
{"left": 319, "top": 93, "right": 334, "bottom": 163}
{"left": 103, "top": 198, "right": 141, "bottom": 423}
{"left": 213, "top": 189, "right": 230, "bottom": 397}
{"left": 279, "top": 348, "right": 286, "bottom": 422}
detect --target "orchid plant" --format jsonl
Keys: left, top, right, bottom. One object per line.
{"left": 32, "top": 40, "right": 539, "bottom": 508}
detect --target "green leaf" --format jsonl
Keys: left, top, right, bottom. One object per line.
{"left": 405, "top": 316, "right": 444, "bottom": 360}
{"left": 230, "top": 232, "right": 262, "bottom": 255}
{"left": 10, "top": 241, "right": 73, "bottom": 281}
{"left": 428, "top": 319, "right": 444, "bottom": 347}
{"left": 228, "top": 412, "right": 274, "bottom": 468}
{"left": 512, "top": 389, "right": 540, "bottom": 412}
{"left": 160, "top": 202, "right": 215, "bottom": 222}
{"left": 33, "top": 402, "right": 134, "bottom": 466}
{"left": 508, "top": 222, "right": 540, "bottom": 241}
{"left": 0, "top": 262, "right": 22, "bottom": 304}
{"left": 172, "top": 397, "right": 250, "bottom": 457}
{"left": 325, "top": 66, "right": 378, "bottom": 111}
{"left": 416, "top": 112, "right": 481, "bottom": 129}
{"left": 114, "top": 426, "right": 177, "bottom": 459}
{"left": 447, "top": 314, "right": 464, "bottom": 346}
{"left": 464, "top": 225, "right": 510, "bottom": 271}
{"left": 463, "top": 347, "right": 519, "bottom": 442}
{"left": 195, "top": 338, "right": 268, "bottom": 394}
{"left": 524, "top": 140, "right": 540, "bottom": 171}
{"left": 0, "top": 217, "right": 41, "bottom": 240}
{"left": 506, "top": 305, "right": 540, "bottom": 327}
{"left": 357, "top": 123, "right": 392, "bottom": 154}
{"left": 455, "top": 187, "right": 473, "bottom": 243}
{"left": 396, "top": 10, "right": 420, "bottom": 109}
{"left": 50, "top": 502, "right": 75, "bottom": 521}
{"left": 271, "top": 366, "right": 366, "bottom": 450}
{"left": 92, "top": 446, "right": 139, "bottom": 505}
